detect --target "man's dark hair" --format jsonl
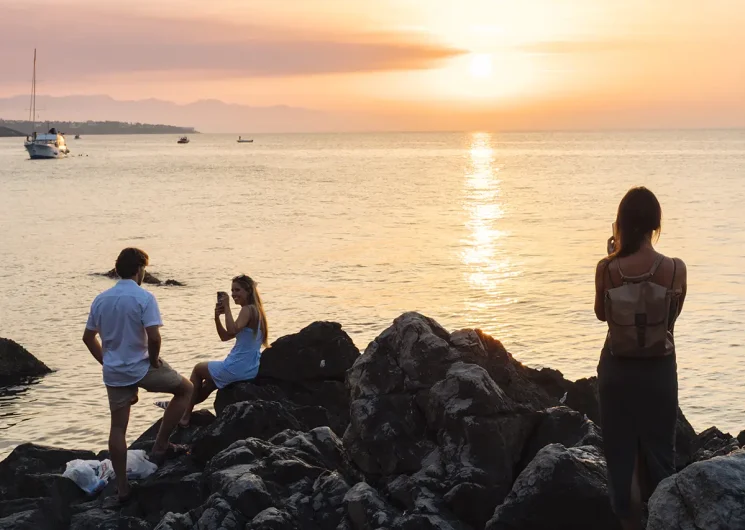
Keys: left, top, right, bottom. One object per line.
{"left": 115, "top": 248, "right": 149, "bottom": 279}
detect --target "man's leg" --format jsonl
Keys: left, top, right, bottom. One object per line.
{"left": 152, "top": 375, "right": 193, "bottom": 455}
{"left": 109, "top": 403, "right": 131, "bottom": 499}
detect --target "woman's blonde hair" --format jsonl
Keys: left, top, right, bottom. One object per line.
{"left": 232, "top": 274, "right": 269, "bottom": 348}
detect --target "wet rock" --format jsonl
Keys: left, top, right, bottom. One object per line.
{"left": 647, "top": 449, "right": 745, "bottom": 530}
{"left": 0, "top": 338, "right": 52, "bottom": 383}
{"left": 0, "top": 508, "right": 58, "bottom": 530}
{"left": 96, "top": 268, "right": 185, "bottom": 287}
{"left": 486, "top": 444, "right": 621, "bottom": 530}
{"left": 738, "top": 430, "right": 745, "bottom": 447}
{"left": 155, "top": 494, "right": 247, "bottom": 530}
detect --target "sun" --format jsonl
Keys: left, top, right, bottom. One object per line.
{"left": 469, "top": 53, "right": 494, "bottom": 79}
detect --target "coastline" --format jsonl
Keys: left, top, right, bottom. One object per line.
{"left": 1, "top": 313, "right": 742, "bottom": 529}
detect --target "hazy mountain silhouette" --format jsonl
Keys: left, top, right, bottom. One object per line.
{"left": 0, "top": 94, "right": 342, "bottom": 133}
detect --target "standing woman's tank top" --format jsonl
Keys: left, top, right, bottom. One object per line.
{"left": 222, "top": 322, "right": 263, "bottom": 378}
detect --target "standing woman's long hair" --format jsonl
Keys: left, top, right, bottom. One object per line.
{"left": 233, "top": 275, "right": 269, "bottom": 348}
{"left": 610, "top": 187, "right": 662, "bottom": 258}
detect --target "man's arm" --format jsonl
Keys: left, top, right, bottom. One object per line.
{"left": 82, "top": 328, "right": 104, "bottom": 365}
{"left": 145, "top": 326, "right": 161, "bottom": 368}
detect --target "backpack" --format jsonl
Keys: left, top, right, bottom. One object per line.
{"left": 604, "top": 255, "right": 676, "bottom": 357}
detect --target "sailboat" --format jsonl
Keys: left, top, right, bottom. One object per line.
{"left": 23, "top": 49, "right": 69, "bottom": 160}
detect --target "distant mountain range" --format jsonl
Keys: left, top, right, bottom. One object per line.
{"left": 0, "top": 125, "right": 24, "bottom": 137}
{"left": 0, "top": 119, "right": 195, "bottom": 135}
{"left": 0, "top": 95, "right": 336, "bottom": 134}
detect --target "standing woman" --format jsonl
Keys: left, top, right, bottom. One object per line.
{"left": 180, "top": 274, "right": 269, "bottom": 426}
{"left": 594, "top": 187, "right": 687, "bottom": 530}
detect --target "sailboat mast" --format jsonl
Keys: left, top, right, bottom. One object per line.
{"left": 31, "top": 49, "right": 36, "bottom": 133}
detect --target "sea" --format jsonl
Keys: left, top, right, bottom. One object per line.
{"left": 1, "top": 130, "right": 743, "bottom": 458}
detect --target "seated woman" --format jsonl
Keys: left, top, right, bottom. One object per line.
{"left": 180, "top": 274, "right": 269, "bottom": 426}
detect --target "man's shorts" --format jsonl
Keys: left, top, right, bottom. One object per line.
{"left": 106, "top": 360, "right": 183, "bottom": 412}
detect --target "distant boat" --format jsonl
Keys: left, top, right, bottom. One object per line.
{"left": 23, "top": 50, "right": 69, "bottom": 160}
{"left": 177, "top": 136, "right": 190, "bottom": 144}
{"left": 237, "top": 136, "right": 253, "bottom": 143}
{"left": 74, "top": 134, "right": 81, "bottom": 139}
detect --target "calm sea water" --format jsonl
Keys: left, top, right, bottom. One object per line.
{"left": 1, "top": 131, "right": 744, "bottom": 458}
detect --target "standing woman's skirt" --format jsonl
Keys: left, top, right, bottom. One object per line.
{"left": 597, "top": 349, "right": 678, "bottom": 517}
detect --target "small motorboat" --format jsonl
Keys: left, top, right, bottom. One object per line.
{"left": 177, "top": 136, "right": 190, "bottom": 144}
{"left": 237, "top": 136, "right": 253, "bottom": 143}
{"left": 74, "top": 134, "right": 81, "bottom": 139}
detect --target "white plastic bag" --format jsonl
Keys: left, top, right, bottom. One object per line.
{"left": 63, "top": 460, "right": 108, "bottom": 494}
{"left": 125, "top": 449, "right": 157, "bottom": 479}
{"left": 63, "top": 450, "right": 157, "bottom": 494}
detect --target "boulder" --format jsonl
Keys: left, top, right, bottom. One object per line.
{"left": 343, "top": 312, "right": 559, "bottom": 511}
{"left": 738, "top": 430, "right": 745, "bottom": 447}
{"left": 485, "top": 444, "right": 621, "bottom": 530}
{"left": 214, "top": 321, "right": 359, "bottom": 436}
{"left": 258, "top": 321, "right": 359, "bottom": 382}
{"left": 691, "top": 426, "right": 740, "bottom": 462}
{"left": 647, "top": 449, "right": 745, "bottom": 530}
{"left": 191, "top": 400, "right": 304, "bottom": 464}
{"left": 0, "top": 338, "right": 52, "bottom": 383}
{"left": 517, "top": 406, "right": 602, "bottom": 472}
{"left": 0, "top": 443, "right": 96, "bottom": 501}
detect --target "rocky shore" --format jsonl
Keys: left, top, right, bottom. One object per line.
{"left": 1, "top": 313, "right": 743, "bottom": 529}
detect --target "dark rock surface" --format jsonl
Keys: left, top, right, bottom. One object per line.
{"left": 0, "top": 338, "right": 52, "bottom": 383}
{"left": 95, "top": 268, "right": 185, "bottom": 287}
{"left": 214, "top": 321, "right": 359, "bottom": 436}
{"left": 647, "top": 449, "right": 745, "bottom": 530}
{"left": 0, "top": 313, "right": 738, "bottom": 530}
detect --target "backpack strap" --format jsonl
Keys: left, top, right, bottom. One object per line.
{"left": 670, "top": 257, "right": 678, "bottom": 289}
{"left": 617, "top": 254, "right": 665, "bottom": 283}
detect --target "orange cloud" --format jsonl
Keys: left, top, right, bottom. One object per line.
{"left": 0, "top": 6, "right": 462, "bottom": 84}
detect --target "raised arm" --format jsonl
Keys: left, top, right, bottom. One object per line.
{"left": 223, "top": 299, "right": 256, "bottom": 336}
{"left": 594, "top": 259, "right": 609, "bottom": 322}
{"left": 673, "top": 258, "right": 688, "bottom": 314}
{"left": 214, "top": 300, "right": 233, "bottom": 342}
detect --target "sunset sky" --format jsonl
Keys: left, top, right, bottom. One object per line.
{"left": 1, "top": 0, "right": 743, "bottom": 131}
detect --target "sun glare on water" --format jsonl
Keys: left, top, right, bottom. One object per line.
{"left": 469, "top": 53, "right": 494, "bottom": 79}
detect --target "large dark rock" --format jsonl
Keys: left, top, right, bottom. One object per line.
{"left": 691, "top": 426, "right": 740, "bottom": 462}
{"left": 96, "top": 268, "right": 184, "bottom": 287}
{"left": 647, "top": 449, "right": 745, "bottom": 530}
{"left": 191, "top": 400, "right": 304, "bottom": 464}
{"left": 0, "top": 443, "right": 96, "bottom": 501}
{"left": 214, "top": 321, "right": 359, "bottom": 436}
{"left": 258, "top": 321, "right": 359, "bottom": 382}
{"left": 486, "top": 444, "right": 621, "bottom": 530}
{"left": 343, "top": 312, "right": 558, "bottom": 512}
{"left": 0, "top": 338, "right": 52, "bottom": 383}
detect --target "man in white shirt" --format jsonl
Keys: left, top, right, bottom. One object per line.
{"left": 83, "top": 248, "right": 193, "bottom": 502}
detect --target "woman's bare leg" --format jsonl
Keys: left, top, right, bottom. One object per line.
{"left": 620, "top": 451, "right": 644, "bottom": 530}
{"left": 181, "top": 362, "right": 217, "bottom": 425}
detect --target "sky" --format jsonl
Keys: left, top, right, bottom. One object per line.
{"left": 1, "top": 0, "right": 744, "bottom": 131}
